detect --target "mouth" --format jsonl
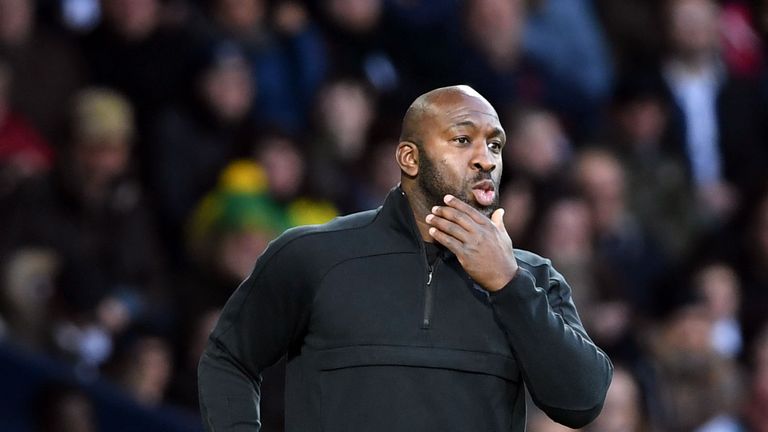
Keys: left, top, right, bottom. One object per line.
{"left": 471, "top": 180, "right": 496, "bottom": 207}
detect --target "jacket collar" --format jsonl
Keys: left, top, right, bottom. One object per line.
{"left": 376, "top": 184, "right": 452, "bottom": 260}
{"left": 375, "top": 185, "right": 423, "bottom": 251}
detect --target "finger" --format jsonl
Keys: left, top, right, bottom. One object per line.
{"left": 431, "top": 205, "right": 478, "bottom": 232}
{"left": 428, "top": 226, "right": 463, "bottom": 255}
{"left": 426, "top": 214, "right": 471, "bottom": 242}
{"left": 491, "top": 208, "right": 505, "bottom": 230}
{"left": 444, "top": 194, "right": 488, "bottom": 224}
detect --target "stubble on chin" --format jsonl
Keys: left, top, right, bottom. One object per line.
{"left": 417, "top": 154, "right": 499, "bottom": 218}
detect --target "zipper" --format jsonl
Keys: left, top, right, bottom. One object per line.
{"left": 422, "top": 263, "right": 437, "bottom": 329}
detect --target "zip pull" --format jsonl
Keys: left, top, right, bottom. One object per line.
{"left": 422, "top": 265, "right": 435, "bottom": 329}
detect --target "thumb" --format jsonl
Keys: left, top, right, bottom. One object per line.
{"left": 491, "top": 208, "right": 505, "bottom": 229}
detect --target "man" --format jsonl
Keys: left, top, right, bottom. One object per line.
{"left": 198, "top": 85, "right": 612, "bottom": 431}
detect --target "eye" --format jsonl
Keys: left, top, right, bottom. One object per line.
{"left": 454, "top": 136, "right": 471, "bottom": 145}
{"left": 488, "top": 141, "right": 503, "bottom": 153}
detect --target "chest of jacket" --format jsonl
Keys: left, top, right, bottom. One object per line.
{"left": 302, "top": 251, "right": 516, "bottom": 362}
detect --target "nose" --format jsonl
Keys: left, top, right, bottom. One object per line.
{"left": 471, "top": 144, "right": 496, "bottom": 173}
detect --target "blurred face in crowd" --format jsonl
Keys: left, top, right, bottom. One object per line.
{"left": 539, "top": 198, "right": 593, "bottom": 262}
{"left": 465, "top": 0, "right": 525, "bottom": 67}
{"left": 41, "top": 390, "right": 97, "bottom": 432}
{"left": 663, "top": 305, "right": 714, "bottom": 353}
{"left": 505, "top": 110, "right": 568, "bottom": 180}
{"left": 122, "top": 336, "right": 172, "bottom": 406}
{"left": 214, "top": 0, "right": 265, "bottom": 35}
{"left": 591, "top": 367, "right": 643, "bottom": 432}
{"left": 325, "top": 0, "right": 381, "bottom": 33}
{"left": 0, "top": 0, "right": 33, "bottom": 45}
{"left": 216, "top": 230, "right": 273, "bottom": 280}
{"left": 102, "top": 0, "right": 160, "bottom": 40}
{"left": 72, "top": 137, "right": 130, "bottom": 191}
{"left": 369, "top": 141, "right": 400, "bottom": 196}
{"left": 615, "top": 97, "right": 669, "bottom": 150}
{"left": 318, "top": 80, "right": 374, "bottom": 162}
{"left": 667, "top": 0, "right": 721, "bottom": 58}
{"left": 257, "top": 136, "right": 305, "bottom": 201}
{"left": 499, "top": 180, "right": 532, "bottom": 242}
{"left": 400, "top": 86, "right": 505, "bottom": 217}
{"left": 575, "top": 150, "right": 627, "bottom": 234}
{"left": 200, "top": 56, "right": 254, "bottom": 123}
{"left": 695, "top": 263, "right": 740, "bottom": 320}
{"left": 527, "top": 411, "right": 574, "bottom": 432}
{"left": 2, "top": 249, "right": 57, "bottom": 343}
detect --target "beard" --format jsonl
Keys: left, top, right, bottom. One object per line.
{"left": 417, "top": 151, "right": 500, "bottom": 217}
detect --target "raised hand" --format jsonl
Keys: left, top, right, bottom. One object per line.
{"left": 426, "top": 194, "right": 519, "bottom": 292}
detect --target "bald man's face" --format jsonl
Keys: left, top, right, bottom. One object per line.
{"left": 415, "top": 93, "right": 505, "bottom": 216}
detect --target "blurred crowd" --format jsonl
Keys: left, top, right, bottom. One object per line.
{"left": 1, "top": 0, "right": 768, "bottom": 430}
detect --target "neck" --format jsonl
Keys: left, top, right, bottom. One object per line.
{"left": 401, "top": 182, "right": 435, "bottom": 242}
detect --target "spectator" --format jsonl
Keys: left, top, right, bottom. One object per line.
{"left": 574, "top": 148, "right": 666, "bottom": 316}
{"left": 0, "top": 0, "right": 84, "bottom": 143}
{"left": 34, "top": 382, "right": 97, "bottom": 432}
{"left": 694, "top": 262, "right": 743, "bottom": 358}
{"left": 183, "top": 160, "right": 286, "bottom": 313}
{"left": 199, "top": 0, "right": 327, "bottom": 131}
{"left": 661, "top": 0, "right": 768, "bottom": 221}
{"left": 585, "top": 366, "right": 647, "bottom": 432}
{"left": 523, "top": 0, "right": 614, "bottom": 136}
{"left": 534, "top": 194, "right": 638, "bottom": 360}
{"left": 503, "top": 105, "right": 572, "bottom": 211}
{"left": 744, "top": 322, "right": 768, "bottom": 432}
{"left": 106, "top": 332, "right": 173, "bottom": 407}
{"left": 535, "top": 195, "right": 596, "bottom": 310}
{"left": 79, "top": 0, "right": 194, "bottom": 156}
{"left": 737, "top": 188, "right": 768, "bottom": 347}
{"left": 0, "top": 57, "right": 54, "bottom": 228}
{"left": 306, "top": 77, "right": 376, "bottom": 212}
{"left": 606, "top": 72, "right": 699, "bottom": 259}
{"left": 0, "top": 248, "right": 58, "bottom": 349}
{"left": 252, "top": 130, "right": 338, "bottom": 227}
{"left": 647, "top": 302, "right": 744, "bottom": 431}
{"left": 316, "top": 0, "right": 401, "bottom": 95}
{"left": 499, "top": 176, "right": 535, "bottom": 248}
{"left": 351, "top": 139, "right": 401, "bottom": 211}
{"left": 148, "top": 40, "right": 256, "bottom": 263}
{"left": 458, "top": 0, "right": 601, "bottom": 134}
{"left": 253, "top": 130, "right": 307, "bottom": 204}
{"left": 593, "top": 0, "right": 663, "bottom": 70}
{"left": 4, "top": 88, "right": 167, "bottom": 369}
{"left": 167, "top": 308, "right": 220, "bottom": 412}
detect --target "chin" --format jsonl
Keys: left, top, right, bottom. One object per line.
{"left": 461, "top": 196, "right": 496, "bottom": 218}
{"left": 477, "top": 206, "right": 495, "bottom": 218}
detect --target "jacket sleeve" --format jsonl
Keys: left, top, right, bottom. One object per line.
{"left": 489, "top": 260, "right": 612, "bottom": 428}
{"left": 198, "top": 235, "right": 311, "bottom": 432}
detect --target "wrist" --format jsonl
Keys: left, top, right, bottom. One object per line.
{"left": 485, "top": 266, "right": 519, "bottom": 292}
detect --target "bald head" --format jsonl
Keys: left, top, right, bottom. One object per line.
{"left": 395, "top": 84, "right": 505, "bottom": 219}
{"left": 399, "top": 85, "right": 496, "bottom": 147}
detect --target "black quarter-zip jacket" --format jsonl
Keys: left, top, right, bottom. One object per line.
{"left": 198, "top": 186, "right": 612, "bottom": 431}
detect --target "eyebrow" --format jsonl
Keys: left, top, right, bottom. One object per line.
{"left": 446, "top": 121, "right": 506, "bottom": 140}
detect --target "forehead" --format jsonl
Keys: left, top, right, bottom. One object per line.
{"left": 427, "top": 94, "right": 502, "bottom": 130}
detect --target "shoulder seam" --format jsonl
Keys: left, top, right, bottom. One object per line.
{"left": 311, "top": 250, "right": 420, "bottom": 305}
{"left": 216, "top": 209, "right": 382, "bottom": 342}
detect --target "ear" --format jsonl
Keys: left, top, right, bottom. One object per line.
{"left": 396, "top": 141, "right": 419, "bottom": 177}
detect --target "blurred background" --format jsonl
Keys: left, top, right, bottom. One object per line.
{"left": 1, "top": 0, "right": 768, "bottom": 430}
